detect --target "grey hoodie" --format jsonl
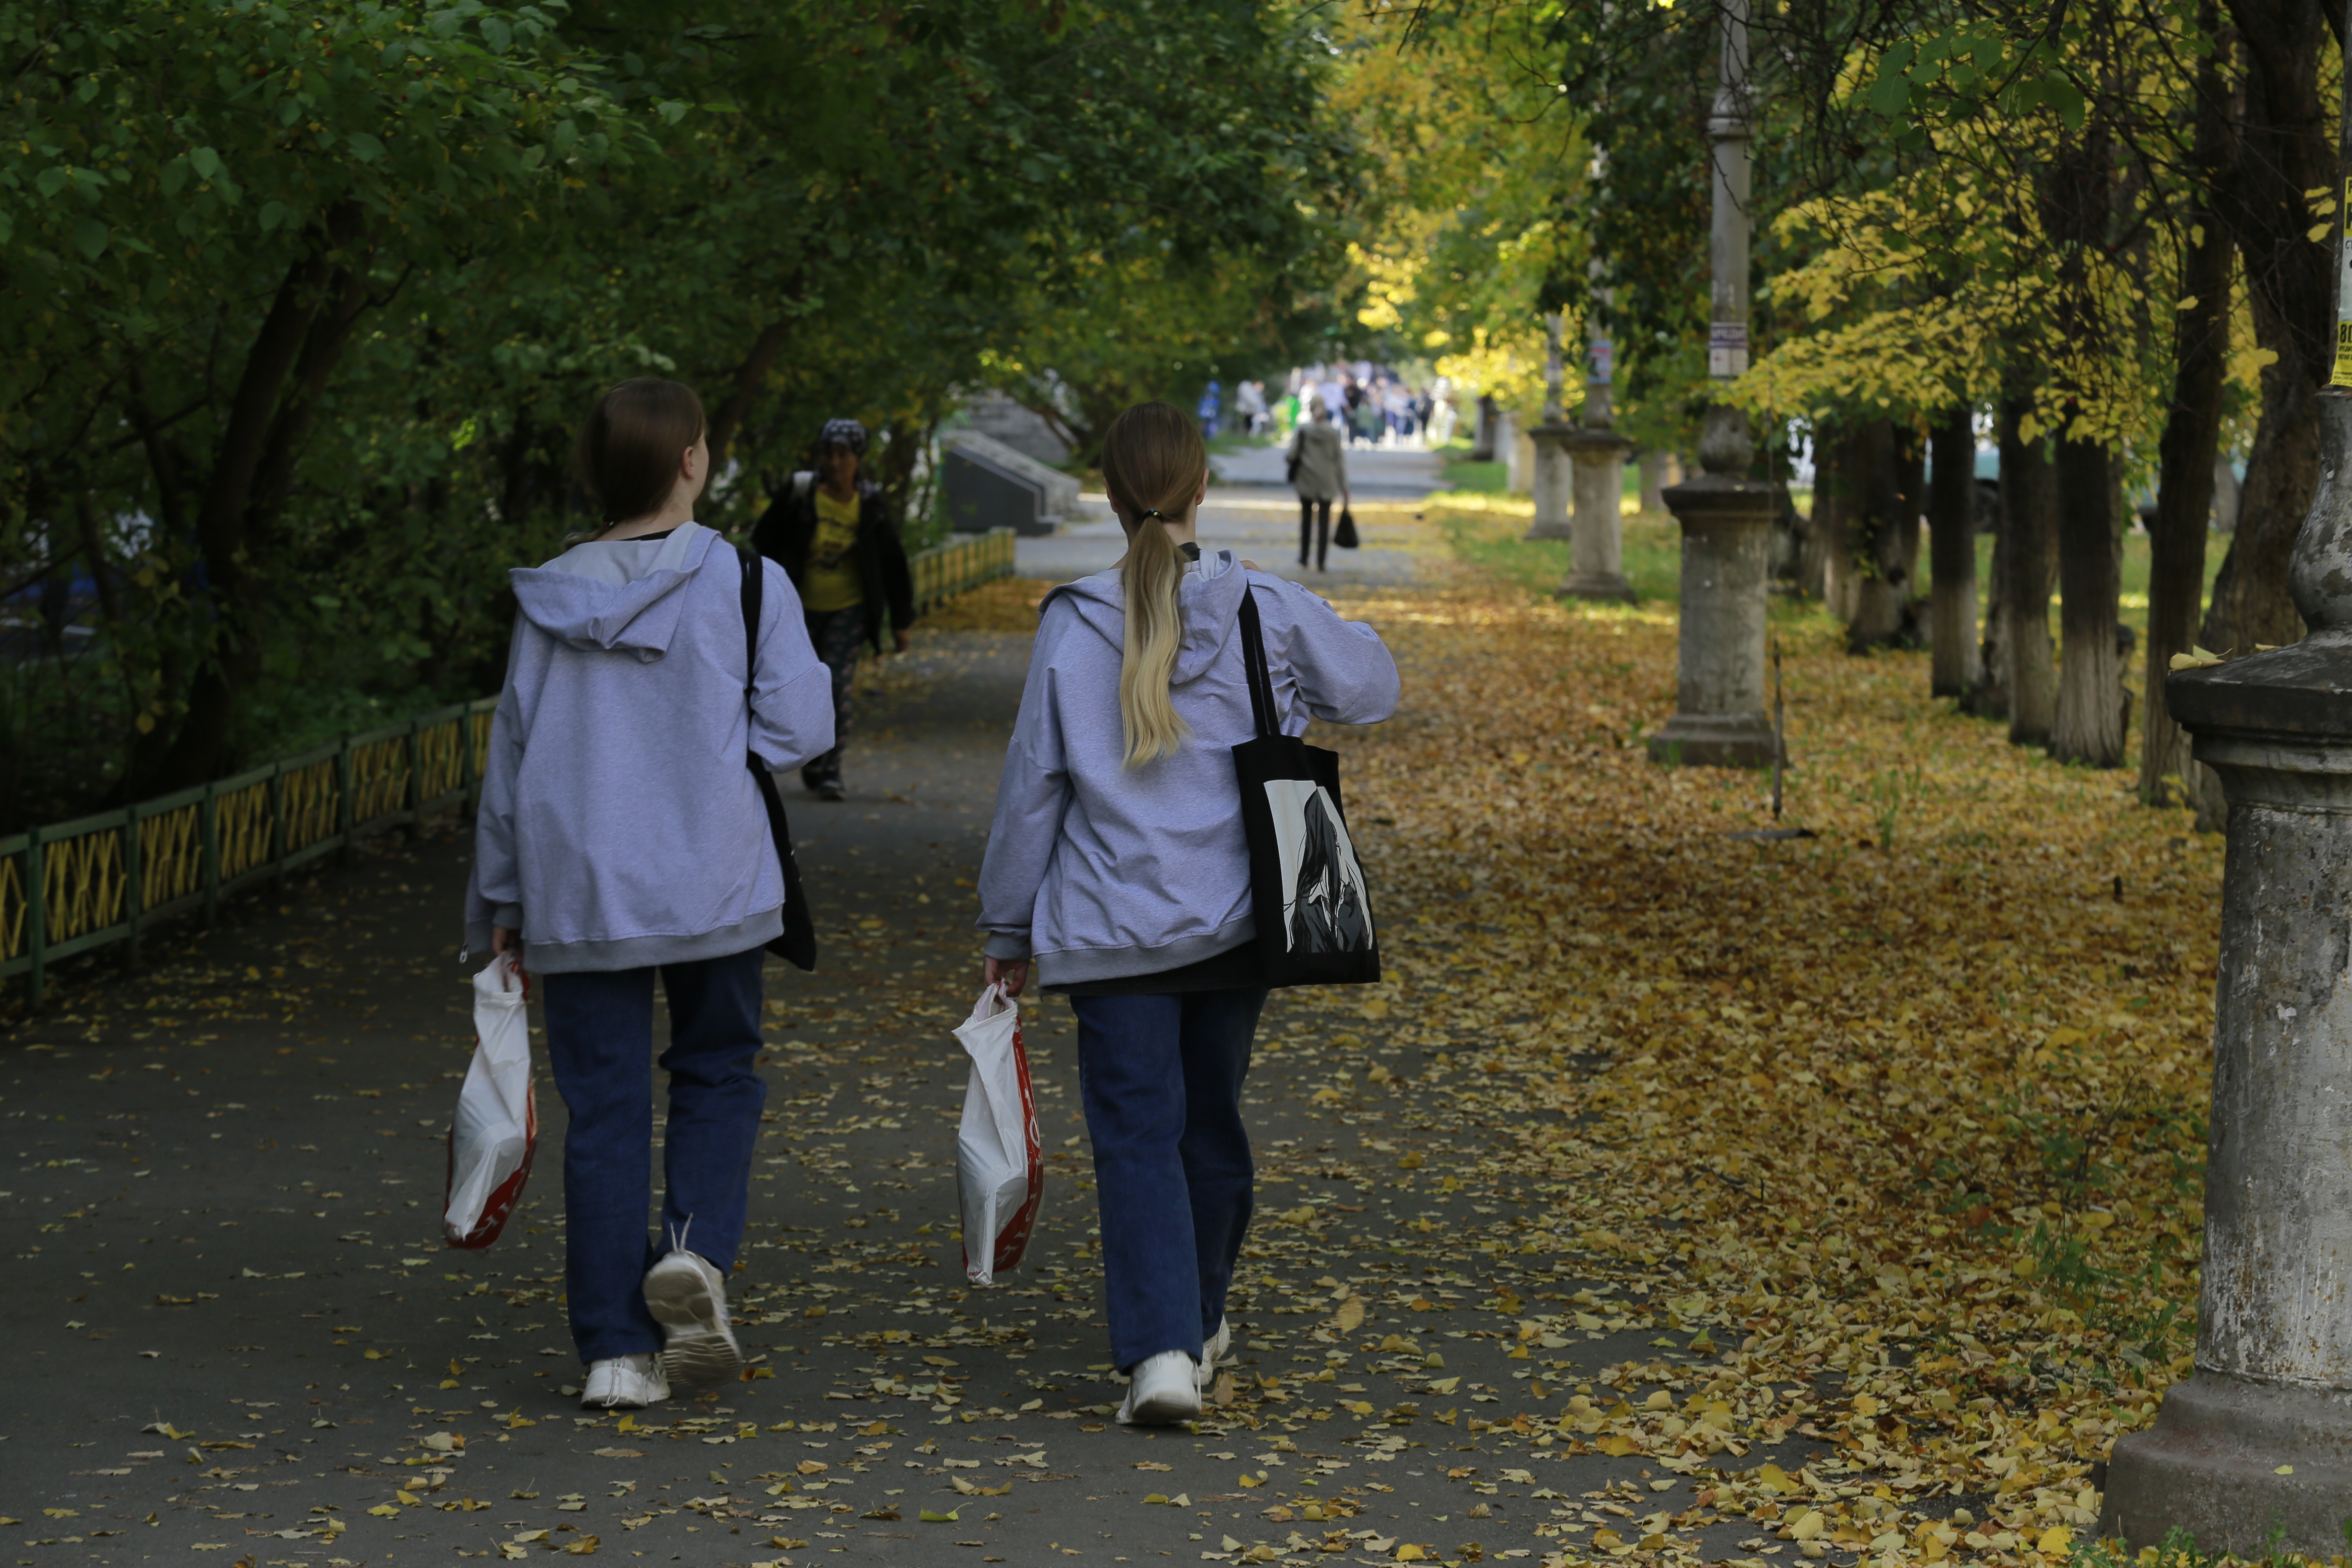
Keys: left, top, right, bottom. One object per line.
{"left": 463, "top": 523, "right": 836, "bottom": 972}
{"left": 977, "top": 550, "right": 1400, "bottom": 986}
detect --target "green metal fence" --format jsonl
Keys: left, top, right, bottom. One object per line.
{"left": 0, "top": 528, "right": 1020, "bottom": 1008}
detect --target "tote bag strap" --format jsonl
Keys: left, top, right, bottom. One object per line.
{"left": 738, "top": 544, "right": 761, "bottom": 691}
{"left": 1236, "top": 586, "right": 1280, "bottom": 741}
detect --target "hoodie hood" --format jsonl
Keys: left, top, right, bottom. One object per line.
{"left": 1044, "top": 548, "right": 1247, "bottom": 684}
{"left": 508, "top": 523, "right": 723, "bottom": 663}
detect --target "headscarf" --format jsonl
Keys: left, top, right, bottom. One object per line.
{"left": 819, "top": 418, "right": 868, "bottom": 456}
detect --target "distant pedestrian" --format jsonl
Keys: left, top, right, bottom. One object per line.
{"left": 1287, "top": 401, "right": 1350, "bottom": 572}
{"left": 752, "top": 419, "right": 918, "bottom": 801}
{"left": 466, "top": 376, "right": 837, "bottom": 1412}
{"left": 1197, "top": 380, "right": 1222, "bottom": 439}
{"left": 977, "top": 400, "right": 1400, "bottom": 1425}
{"left": 1236, "top": 379, "right": 1267, "bottom": 436}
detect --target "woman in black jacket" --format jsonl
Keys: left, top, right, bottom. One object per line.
{"left": 751, "top": 418, "right": 918, "bottom": 799}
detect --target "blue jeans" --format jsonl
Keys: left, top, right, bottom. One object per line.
{"left": 1071, "top": 987, "right": 1268, "bottom": 1371}
{"left": 540, "top": 945, "right": 766, "bottom": 1364}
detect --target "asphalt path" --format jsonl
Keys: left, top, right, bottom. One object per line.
{"left": 3, "top": 578, "right": 1845, "bottom": 1568}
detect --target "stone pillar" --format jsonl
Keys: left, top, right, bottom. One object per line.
{"left": 2099, "top": 392, "right": 2352, "bottom": 1556}
{"left": 2102, "top": 28, "right": 2352, "bottom": 1550}
{"left": 1559, "top": 305, "right": 1635, "bottom": 602}
{"left": 1526, "top": 313, "right": 1574, "bottom": 542}
{"left": 1650, "top": 0, "right": 1775, "bottom": 767}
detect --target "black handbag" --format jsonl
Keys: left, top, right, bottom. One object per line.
{"left": 1231, "top": 588, "right": 1381, "bottom": 987}
{"left": 1333, "top": 508, "right": 1359, "bottom": 549}
{"left": 737, "top": 545, "right": 819, "bottom": 972}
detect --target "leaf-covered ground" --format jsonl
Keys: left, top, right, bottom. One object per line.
{"left": 1220, "top": 516, "right": 2216, "bottom": 1566}
{"left": 921, "top": 510, "right": 2220, "bottom": 1567}
{"left": 894, "top": 518, "right": 2222, "bottom": 1566}
{"left": 0, "top": 516, "right": 2219, "bottom": 1568}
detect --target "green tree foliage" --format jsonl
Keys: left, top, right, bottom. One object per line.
{"left": 0, "top": 0, "right": 1350, "bottom": 827}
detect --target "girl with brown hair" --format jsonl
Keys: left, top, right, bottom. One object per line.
{"left": 465, "top": 377, "right": 836, "bottom": 1409}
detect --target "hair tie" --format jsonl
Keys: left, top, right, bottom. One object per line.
{"left": 1139, "top": 508, "right": 1164, "bottom": 521}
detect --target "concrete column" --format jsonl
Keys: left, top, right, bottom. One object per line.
{"left": 1559, "top": 303, "right": 1635, "bottom": 602}
{"left": 2101, "top": 388, "right": 2352, "bottom": 1557}
{"left": 1527, "top": 314, "right": 1574, "bottom": 541}
{"left": 1650, "top": 0, "right": 1775, "bottom": 766}
{"left": 2103, "top": 26, "right": 2352, "bottom": 1550}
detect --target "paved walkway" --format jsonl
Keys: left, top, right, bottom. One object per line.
{"left": 2, "top": 533, "right": 1840, "bottom": 1568}
{"left": 1015, "top": 441, "right": 1443, "bottom": 590}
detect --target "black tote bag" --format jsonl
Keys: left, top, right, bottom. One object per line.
{"left": 1231, "top": 588, "right": 1381, "bottom": 988}
{"left": 737, "top": 545, "right": 819, "bottom": 972}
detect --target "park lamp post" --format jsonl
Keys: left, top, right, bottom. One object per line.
{"left": 1558, "top": 263, "right": 1638, "bottom": 602}
{"left": 1525, "top": 312, "right": 1576, "bottom": 542}
{"left": 1649, "top": 0, "right": 1776, "bottom": 766}
{"left": 2100, "top": 21, "right": 2352, "bottom": 1550}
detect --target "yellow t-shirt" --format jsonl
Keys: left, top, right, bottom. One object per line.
{"left": 802, "top": 489, "right": 864, "bottom": 613}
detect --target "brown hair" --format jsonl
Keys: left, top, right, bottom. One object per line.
{"left": 1098, "top": 401, "right": 1208, "bottom": 767}
{"left": 573, "top": 377, "right": 707, "bottom": 524}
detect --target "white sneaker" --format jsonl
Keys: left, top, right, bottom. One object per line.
{"left": 580, "top": 1353, "right": 669, "bottom": 1410}
{"left": 643, "top": 1248, "right": 744, "bottom": 1387}
{"left": 1196, "top": 1317, "right": 1233, "bottom": 1390}
{"left": 1117, "top": 1350, "right": 1203, "bottom": 1427}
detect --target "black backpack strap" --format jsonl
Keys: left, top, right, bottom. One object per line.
{"left": 1237, "top": 586, "right": 1278, "bottom": 741}
{"left": 737, "top": 545, "right": 818, "bottom": 972}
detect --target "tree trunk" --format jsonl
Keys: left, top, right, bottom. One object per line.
{"left": 1895, "top": 426, "right": 1925, "bottom": 576}
{"left": 1812, "top": 427, "right": 1854, "bottom": 614}
{"left": 2213, "top": 450, "right": 2242, "bottom": 530}
{"left": 2001, "top": 396, "right": 2058, "bottom": 747}
{"left": 2142, "top": 29, "right": 2234, "bottom": 804}
{"left": 1929, "top": 407, "right": 1981, "bottom": 696}
{"left": 1639, "top": 450, "right": 1668, "bottom": 514}
{"left": 1845, "top": 419, "right": 1911, "bottom": 651}
{"left": 2051, "top": 425, "right": 2126, "bottom": 766}
{"left": 1969, "top": 461, "right": 2013, "bottom": 720}
{"left": 706, "top": 314, "right": 796, "bottom": 490}
{"left": 2206, "top": 0, "right": 2332, "bottom": 660}
{"left": 135, "top": 208, "right": 374, "bottom": 794}
{"left": 2201, "top": 284, "right": 2321, "bottom": 658}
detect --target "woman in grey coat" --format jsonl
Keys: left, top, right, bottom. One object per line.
{"left": 1286, "top": 400, "right": 1351, "bottom": 571}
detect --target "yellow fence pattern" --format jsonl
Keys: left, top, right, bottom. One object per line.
{"left": 43, "top": 824, "right": 126, "bottom": 946}
{"left": 2, "top": 698, "right": 493, "bottom": 1008}
{"left": 284, "top": 758, "right": 340, "bottom": 857}
{"left": 910, "top": 527, "right": 1017, "bottom": 611}
{"left": 216, "top": 779, "right": 273, "bottom": 884}
{"left": 141, "top": 803, "right": 203, "bottom": 913}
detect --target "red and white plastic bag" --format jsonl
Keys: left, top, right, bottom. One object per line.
{"left": 444, "top": 956, "right": 538, "bottom": 1249}
{"left": 953, "top": 984, "right": 1044, "bottom": 1285}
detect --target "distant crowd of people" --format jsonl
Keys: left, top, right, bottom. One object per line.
{"left": 1196, "top": 366, "right": 1452, "bottom": 450}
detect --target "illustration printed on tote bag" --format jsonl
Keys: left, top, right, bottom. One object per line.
{"left": 1265, "top": 779, "right": 1373, "bottom": 953}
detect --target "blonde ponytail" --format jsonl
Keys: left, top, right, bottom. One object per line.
{"left": 1099, "top": 401, "right": 1208, "bottom": 768}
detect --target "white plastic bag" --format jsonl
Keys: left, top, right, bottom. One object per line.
{"left": 953, "top": 984, "right": 1044, "bottom": 1285}
{"left": 443, "top": 956, "right": 538, "bottom": 1249}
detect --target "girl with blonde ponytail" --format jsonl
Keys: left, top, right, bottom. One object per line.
{"left": 1099, "top": 401, "right": 1207, "bottom": 766}
{"left": 976, "top": 398, "right": 1402, "bottom": 1427}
